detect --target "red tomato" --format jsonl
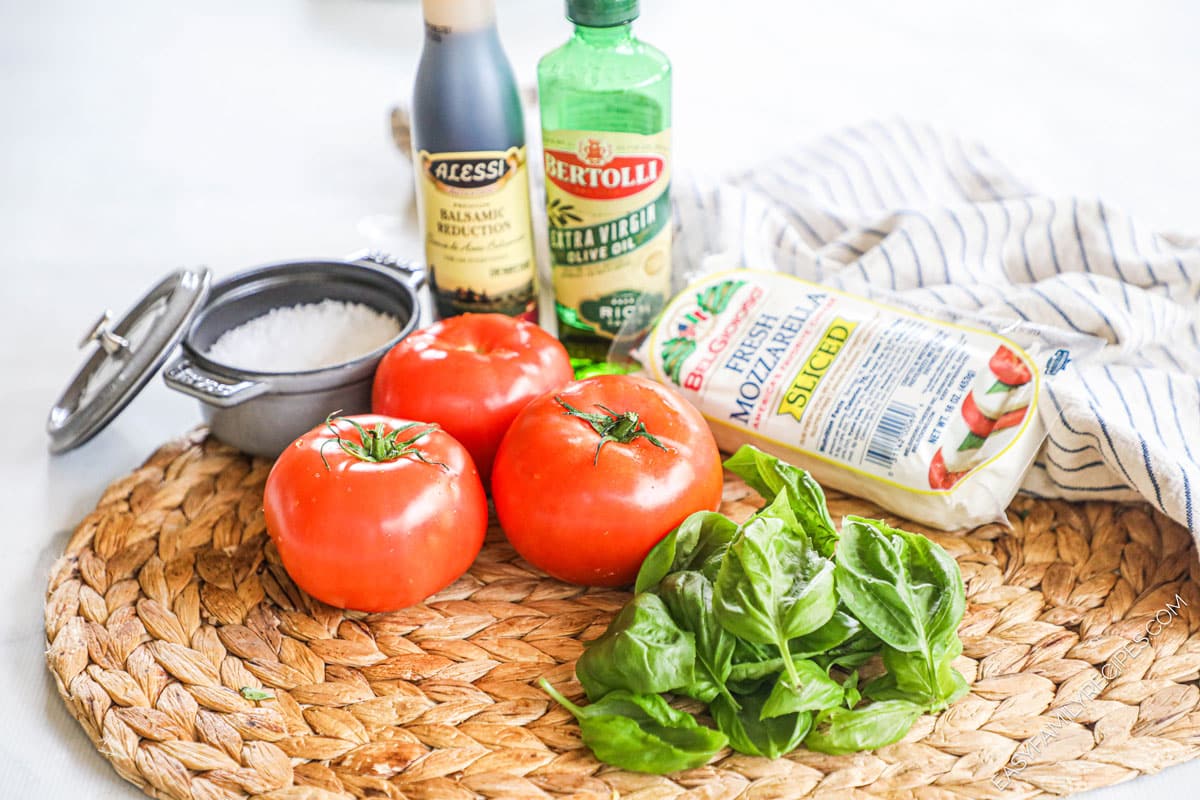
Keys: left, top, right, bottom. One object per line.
{"left": 372, "top": 313, "right": 574, "bottom": 482}
{"left": 928, "top": 448, "right": 965, "bottom": 490}
{"left": 960, "top": 392, "right": 996, "bottom": 439}
{"left": 989, "top": 345, "right": 1032, "bottom": 387}
{"left": 491, "top": 374, "right": 724, "bottom": 587}
{"left": 992, "top": 405, "right": 1028, "bottom": 431}
{"left": 264, "top": 415, "right": 488, "bottom": 612}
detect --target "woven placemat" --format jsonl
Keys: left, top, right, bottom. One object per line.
{"left": 44, "top": 432, "right": 1200, "bottom": 800}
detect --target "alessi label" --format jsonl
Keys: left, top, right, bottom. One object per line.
{"left": 417, "top": 147, "right": 537, "bottom": 319}
{"left": 425, "top": 153, "right": 515, "bottom": 192}
{"left": 543, "top": 128, "right": 671, "bottom": 340}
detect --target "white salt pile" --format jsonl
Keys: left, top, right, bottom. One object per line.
{"left": 205, "top": 300, "right": 401, "bottom": 372}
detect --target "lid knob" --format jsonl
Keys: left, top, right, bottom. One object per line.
{"left": 79, "top": 311, "right": 131, "bottom": 356}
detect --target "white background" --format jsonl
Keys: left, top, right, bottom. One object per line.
{"left": 1, "top": 1, "right": 1197, "bottom": 796}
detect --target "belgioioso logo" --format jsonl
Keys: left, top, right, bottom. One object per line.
{"left": 658, "top": 279, "right": 746, "bottom": 385}
{"left": 421, "top": 148, "right": 521, "bottom": 194}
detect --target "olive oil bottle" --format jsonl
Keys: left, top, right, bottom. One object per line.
{"left": 412, "top": 0, "right": 537, "bottom": 320}
{"left": 538, "top": 0, "right": 672, "bottom": 362}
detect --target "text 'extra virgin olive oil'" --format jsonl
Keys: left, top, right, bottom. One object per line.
{"left": 538, "top": 0, "right": 672, "bottom": 363}
{"left": 412, "top": 0, "right": 537, "bottom": 321}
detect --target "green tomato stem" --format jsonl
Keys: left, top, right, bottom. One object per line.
{"left": 554, "top": 396, "right": 669, "bottom": 465}
{"left": 319, "top": 413, "right": 447, "bottom": 471}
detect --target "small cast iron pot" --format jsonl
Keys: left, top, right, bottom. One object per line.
{"left": 164, "top": 257, "right": 423, "bottom": 457}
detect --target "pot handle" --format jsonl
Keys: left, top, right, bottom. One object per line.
{"left": 163, "top": 358, "right": 269, "bottom": 408}
{"left": 346, "top": 249, "right": 427, "bottom": 289}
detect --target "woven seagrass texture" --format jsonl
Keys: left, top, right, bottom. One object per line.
{"left": 45, "top": 432, "right": 1200, "bottom": 800}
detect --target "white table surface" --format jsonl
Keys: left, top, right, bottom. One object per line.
{"left": 2, "top": 1, "right": 1197, "bottom": 796}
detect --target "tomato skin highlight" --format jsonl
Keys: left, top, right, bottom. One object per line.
{"left": 989, "top": 345, "right": 1032, "bottom": 387}
{"left": 263, "top": 415, "right": 488, "bottom": 612}
{"left": 372, "top": 313, "right": 574, "bottom": 482}
{"left": 491, "top": 375, "right": 724, "bottom": 587}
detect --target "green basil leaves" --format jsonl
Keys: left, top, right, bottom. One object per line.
{"left": 805, "top": 700, "right": 926, "bottom": 755}
{"left": 575, "top": 592, "right": 695, "bottom": 701}
{"left": 835, "top": 516, "right": 969, "bottom": 711}
{"left": 713, "top": 516, "right": 837, "bottom": 686}
{"left": 834, "top": 516, "right": 964, "bottom": 654}
{"left": 539, "top": 680, "right": 727, "bottom": 773}
{"left": 635, "top": 511, "right": 737, "bottom": 593}
{"left": 710, "top": 686, "right": 811, "bottom": 759}
{"left": 659, "top": 571, "right": 737, "bottom": 705}
{"left": 724, "top": 444, "right": 839, "bottom": 557}
{"left": 541, "top": 445, "right": 969, "bottom": 774}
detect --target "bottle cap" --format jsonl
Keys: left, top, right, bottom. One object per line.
{"left": 566, "top": 0, "right": 639, "bottom": 27}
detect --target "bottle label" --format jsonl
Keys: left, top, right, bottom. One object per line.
{"left": 542, "top": 128, "right": 672, "bottom": 340}
{"left": 418, "top": 146, "right": 537, "bottom": 319}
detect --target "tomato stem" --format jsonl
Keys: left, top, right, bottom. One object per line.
{"left": 319, "top": 413, "right": 448, "bottom": 470}
{"left": 554, "top": 396, "right": 669, "bottom": 465}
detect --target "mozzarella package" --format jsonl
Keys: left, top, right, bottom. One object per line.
{"left": 636, "top": 270, "right": 1096, "bottom": 530}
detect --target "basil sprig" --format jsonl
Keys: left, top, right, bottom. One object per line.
{"left": 539, "top": 681, "right": 728, "bottom": 773}
{"left": 542, "top": 445, "right": 969, "bottom": 774}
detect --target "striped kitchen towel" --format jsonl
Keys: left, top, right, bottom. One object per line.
{"left": 671, "top": 119, "right": 1200, "bottom": 535}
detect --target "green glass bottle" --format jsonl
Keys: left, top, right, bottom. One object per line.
{"left": 538, "top": 0, "right": 672, "bottom": 365}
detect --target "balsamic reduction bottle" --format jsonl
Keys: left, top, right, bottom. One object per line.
{"left": 411, "top": 0, "right": 538, "bottom": 320}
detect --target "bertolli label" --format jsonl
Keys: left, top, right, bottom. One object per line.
{"left": 543, "top": 129, "right": 671, "bottom": 339}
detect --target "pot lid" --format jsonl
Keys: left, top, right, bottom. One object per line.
{"left": 47, "top": 267, "right": 212, "bottom": 453}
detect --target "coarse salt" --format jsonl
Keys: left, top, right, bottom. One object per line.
{"left": 205, "top": 300, "right": 401, "bottom": 372}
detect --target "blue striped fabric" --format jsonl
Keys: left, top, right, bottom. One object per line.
{"left": 671, "top": 119, "right": 1200, "bottom": 534}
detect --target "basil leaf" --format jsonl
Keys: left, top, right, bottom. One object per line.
{"left": 791, "top": 607, "right": 863, "bottom": 654}
{"left": 710, "top": 686, "right": 812, "bottom": 758}
{"left": 635, "top": 511, "right": 738, "bottom": 594}
{"left": 659, "top": 571, "right": 737, "bottom": 705}
{"left": 727, "top": 636, "right": 776, "bottom": 691}
{"left": 892, "top": 635, "right": 966, "bottom": 704}
{"left": 833, "top": 518, "right": 966, "bottom": 710}
{"left": 728, "top": 663, "right": 779, "bottom": 686}
{"left": 732, "top": 636, "right": 774, "bottom": 666}
{"left": 814, "top": 626, "right": 883, "bottom": 671}
{"left": 834, "top": 516, "right": 964, "bottom": 654}
{"left": 751, "top": 485, "right": 800, "bottom": 530}
{"left": 841, "top": 670, "right": 862, "bottom": 709}
{"left": 759, "top": 660, "right": 844, "bottom": 719}
{"left": 729, "top": 608, "right": 864, "bottom": 683}
{"left": 576, "top": 593, "right": 695, "bottom": 701}
{"left": 714, "top": 516, "right": 837, "bottom": 686}
{"left": 957, "top": 431, "right": 987, "bottom": 452}
{"left": 804, "top": 699, "right": 924, "bottom": 754}
{"left": 723, "top": 445, "right": 839, "bottom": 557}
{"left": 865, "top": 638, "right": 968, "bottom": 711}
{"left": 540, "top": 681, "right": 727, "bottom": 773}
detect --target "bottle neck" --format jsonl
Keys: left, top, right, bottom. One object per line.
{"left": 425, "top": 20, "right": 498, "bottom": 43}
{"left": 422, "top": 0, "right": 496, "bottom": 33}
{"left": 573, "top": 22, "right": 634, "bottom": 47}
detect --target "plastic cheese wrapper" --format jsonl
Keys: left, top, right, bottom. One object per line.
{"left": 629, "top": 270, "right": 1098, "bottom": 531}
